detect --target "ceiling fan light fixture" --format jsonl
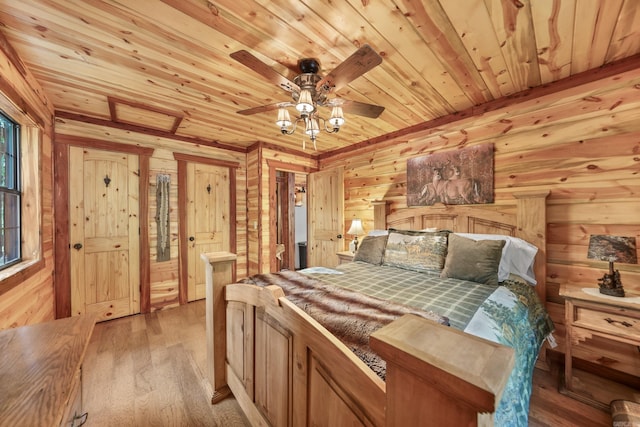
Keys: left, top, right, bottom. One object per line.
{"left": 275, "top": 107, "right": 292, "bottom": 128}
{"left": 230, "top": 45, "right": 383, "bottom": 151}
{"left": 329, "top": 106, "right": 345, "bottom": 128}
{"left": 295, "top": 89, "right": 314, "bottom": 115}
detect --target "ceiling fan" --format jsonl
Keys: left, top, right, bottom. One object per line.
{"left": 230, "top": 45, "right": 385, "bottom": 149}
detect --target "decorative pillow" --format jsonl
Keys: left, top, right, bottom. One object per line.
{"left": 383, "top": 229, "right": 448, "bottom": 273}
{"left": 353, "top": 235, "right": 388, "bottom": 265}
{"left": 440, "top": 234, "right": 505, "bottom": 286}
{"left": 455, "top": 233, "right": 538, "bottom": 284}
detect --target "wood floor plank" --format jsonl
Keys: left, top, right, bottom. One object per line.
{"left": 82, "top": 300, "right": 613, "bottom": 426}
{"left": 83, "top": 300, "right": 248, "bottom": 426}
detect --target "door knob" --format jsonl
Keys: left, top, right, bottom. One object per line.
{"left": 73, "top": 243, "right": 83, "bottom": 250}
{"left": 189, "top": 236, "right": 195, "bottom": 241}
{"left": 337, "top": 234, "right": 343, "bottom": 239}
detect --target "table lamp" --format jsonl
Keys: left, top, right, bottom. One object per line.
{"left": 347, "top": 219, "right": 365, "bottom": 253}
{"left": 587, "top": 235, "right": 637, "bottom": 297}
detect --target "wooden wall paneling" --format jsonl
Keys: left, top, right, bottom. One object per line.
{"left": 321, "top": 66, "right": 640, "bottom": 378}
{"left": 530, "top": 0, "right": 574, "bottom": 84}
{"left": 571, "top": 1, "right": 624, "bottom": 74}
{"left": 0, "top": 30, "right": 55, "bottom": 329}
{"left": 53, "top": 140, "right": 70, "bottom": 318}
{"left": 318, "top": 59, "right": 640, "bottom": 165}
{"left": 246, "top": 147, "right": 261, "bottom": 276}
{"left": 55, "top": 120, "right": 246, "bottom": 313}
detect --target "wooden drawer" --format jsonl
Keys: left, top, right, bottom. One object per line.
{"left": 570, "top": 301, "right": 640, "bottom": 342}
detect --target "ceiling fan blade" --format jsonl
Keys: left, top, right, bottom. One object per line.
{"left": 316, "top": 45, "right": 382, "bottom": 92}
{"left": 231, "top": 50, "right": 299, "bottom": 93}
{"left": 237, "top": 103, "right": 285, "bottom": 116}
{"left": 340, "top": 100, "right": 385, "bottom": 118}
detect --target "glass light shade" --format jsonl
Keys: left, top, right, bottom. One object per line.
{"left": 275, "top": 108, "right": 292, "bottom": 127}
{"left": 347, "top": 219, "right": 364, "bottom": 236}
{"left": 329, "top": 106, "right": 345, "bottom": 127}
{"left": 296, "top": 89, "right": 314, "bottom": 114}
{"left": 305, "top": 117, "right": 320, "bottom": 137}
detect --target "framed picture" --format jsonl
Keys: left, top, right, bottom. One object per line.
{"left": 406, "top": 143, "right": 494, "bottom": 206}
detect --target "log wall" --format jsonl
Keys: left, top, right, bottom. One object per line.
{"left": 245, "top": 143, "right": 316, "bottom": 276}
{"left": 320, "top": 66, "right": 640, "bottom": 372}
{"left": 0, "top": 33, "right": 55, "bottom": 329}
{"left": 53, "top": 120, "right": 247, "bottom": 312}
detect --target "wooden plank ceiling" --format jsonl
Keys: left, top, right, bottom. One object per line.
{"left": 0, "top": 0, "right": 639, "bottom": 154}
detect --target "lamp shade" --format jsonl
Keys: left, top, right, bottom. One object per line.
{"left": 347, "top": 219, "right": 365, "bottom": 236}
{"left": 296, "top": 89, "right": 314, "bottom": 114}
{"left": 329, "top": 106, "right": 345, "bottom": 128}
{"left": 587, "top": 235, "right": 637, "bottom": 264}
{"left": 275, "top": 107, "right": 292, "bottom": 127}
{"left": 305, "top": 117, "right": 320, "bottom": 137}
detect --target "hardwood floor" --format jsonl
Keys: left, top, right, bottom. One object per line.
{"left": 82, "top": 300, "right": 248, "bottom": 426}
{"left": 83, "top": 300, "right": 612, "bottom": 426}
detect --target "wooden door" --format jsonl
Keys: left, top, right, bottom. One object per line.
{"left": 307, "top": 167, "right": 344, "bottom": 267}
{"left": 69, "top": 147, "right": 140, "bottom": 321}
{"left": 187, "top": 163, "right": 230, "bottom": 301}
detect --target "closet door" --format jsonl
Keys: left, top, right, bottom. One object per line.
{"left": 186, "top": 162, "right": 230, "bottom": 301}
{"left": 69, "top": 147, "right": 140, "bottom": 321}
{"left": 307, "top": 167, "right": 344, "bottom": 267}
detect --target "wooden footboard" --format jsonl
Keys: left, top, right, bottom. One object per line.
{"left": 222, "top": 282, "right": 514, "bottom": 426}
{"left": 225, "top": 283, "right": 386, "bottom": 426}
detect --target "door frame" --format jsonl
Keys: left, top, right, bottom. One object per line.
{"left": 267, "top": 160, "right": 317, "bottom": 272}
{"left": 275, "top": 171, "right": 295, "bottom": 271}
{"left": 174, "top": 153, "right": 239, "bottom": 305}
{"left": 54, "top": 135, "right": 154, "bottom": 318}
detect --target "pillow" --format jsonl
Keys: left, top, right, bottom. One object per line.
{"left": 383, "top": 229, "right": 448, "bottom": 273}
{"left": 367, "top": 229, "right": 389, "bottom": 236}
{"left": 455, "top": 233, "right": 538, "bottom": 284}
{"left": 353, "top": 235, "right": 388, "bottom": 265}
{"left": 440, "top": 234, "right": 505, "bottom": 286}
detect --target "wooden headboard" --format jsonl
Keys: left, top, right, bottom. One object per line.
{"left": 373, "top": 191, "right": 550, "bottom": 304}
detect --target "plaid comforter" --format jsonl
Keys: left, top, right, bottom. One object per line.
{"left": 305, "top": 261, "right": 497, "bottom": 330}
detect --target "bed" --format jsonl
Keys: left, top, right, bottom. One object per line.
{"left": 203, "top": 190, "right": 552, "bottom": 426}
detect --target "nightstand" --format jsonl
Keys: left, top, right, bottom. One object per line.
{"left": 560, "top": 285, "right": 640, "bottom": 409}
{"left": 336, "top": 251, "right": 355, "bottom": 264}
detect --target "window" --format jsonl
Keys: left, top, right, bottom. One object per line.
{"left": 0, "top": 112, "right": 20, "bottom": 269}
{"left": 0, "top": 90, "right": 42, "bottom": 295}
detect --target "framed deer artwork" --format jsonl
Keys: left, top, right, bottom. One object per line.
{"left": 406, "top": 143, "right": 494, "bottom": 206}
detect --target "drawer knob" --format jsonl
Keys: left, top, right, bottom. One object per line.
{"left": 604, "top": 317, "right": 633, "bottom": 327}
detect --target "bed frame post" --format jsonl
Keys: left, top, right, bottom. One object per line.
{"left": 370, "top": 314, "right": 515, "bottom": 426}
{"left": 512, "top": 191, "right": 550, "bottom": 306}
{"left": 202, "top": 251, "right": 237, "bottom": 403}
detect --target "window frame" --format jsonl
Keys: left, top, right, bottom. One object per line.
{"left": 0, "top": 91, "right": 44, "bottom": 297}
{"left": 0, "top": 110, "right": 22, "bottom": 270}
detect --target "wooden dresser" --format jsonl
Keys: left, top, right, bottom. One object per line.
{"left": 560, "top": 285, "right": 640, "bottom": 409}
{"left": 0, "top": 314, "right": 96, "bottom": 426}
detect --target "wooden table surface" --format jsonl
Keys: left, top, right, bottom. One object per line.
{"left": 0, "top": 314, "right": 96, "bottom": 426}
